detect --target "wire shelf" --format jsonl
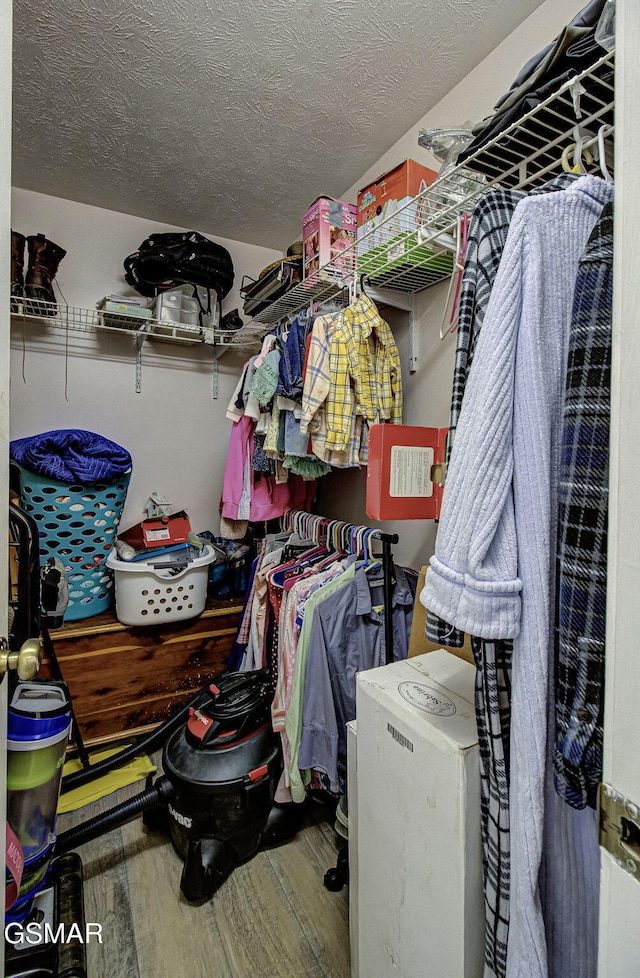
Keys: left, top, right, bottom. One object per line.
{"left": 11, "top": 299, "right": 214, "bottom": 346}
{"left": 458, "top": 51, "right": 614, "bottom": 188}
{"left": 366, "top": 49, "right": 614, "bottom": 291}
{"left": 216, "top": 253, "right": 356, "bottom": 351}
{"left": 14, "top": 51, "right": 613, "bottom": 361}
{"left": 224, "top": 49, "right": 614, "bottom": 351}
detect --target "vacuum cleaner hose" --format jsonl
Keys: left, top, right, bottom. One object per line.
{"left": 54, "top": 775, "right": 175, "bottom": 856}
{"left": 61, "top": 682, "right": 216, "bottom": 794}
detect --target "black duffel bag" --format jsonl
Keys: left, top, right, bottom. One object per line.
{"left": 124, "top": 230, "right": 234, "bottom": 301}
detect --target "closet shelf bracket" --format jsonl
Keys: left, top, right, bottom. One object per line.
{"left": 135, "top": 333, "right": 144, "bottom": 394}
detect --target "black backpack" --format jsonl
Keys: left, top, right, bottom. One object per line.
{"left": 124, "top": 231, "right": 235, "bottom": 301}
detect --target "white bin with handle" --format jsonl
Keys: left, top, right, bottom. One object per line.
{"left": 106, "top": 545, "right": 217, "bottom": 626}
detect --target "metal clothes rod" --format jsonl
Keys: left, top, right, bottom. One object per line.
{"left": 281, "top": 510, "right": 399, "bottom": 664}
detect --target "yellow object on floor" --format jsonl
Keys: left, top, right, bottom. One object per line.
{"left": 58, "top": 746, "right": 157, "bottom": 814}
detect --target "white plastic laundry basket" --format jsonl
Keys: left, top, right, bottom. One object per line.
{"left": 106, "top": 545, "right": 217, "bottom": 626}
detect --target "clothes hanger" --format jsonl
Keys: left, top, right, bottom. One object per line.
{"left": 439, "top": 212, "right": 468, "bottom": 341}
{"left": 596, "top": 124, "right": 614, "bottom": 183}
{"left": 561, "top": 127, "right": 595, "bottom": 174}
{"left": 448, "top": 211, "right": 469, "bottom": 332}
{"left": 362, "top": 528, "right": 384, "bottom": 578}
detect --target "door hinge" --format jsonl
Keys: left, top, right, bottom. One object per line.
{"left": 598, "top": 782, "right": 640, "bottom": 880}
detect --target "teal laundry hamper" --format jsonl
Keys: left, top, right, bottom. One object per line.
{"left": 13, "top": 463, "right": 131, "bottom": 621}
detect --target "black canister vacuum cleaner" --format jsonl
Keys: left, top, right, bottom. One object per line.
{"left": 54, "top": 668, "right": 302, "bottom": 902}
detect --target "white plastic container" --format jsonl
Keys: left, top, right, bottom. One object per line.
{"left": 153, "top": 285, "right": 219, "bottom": 329}
{"left": 106, "top": 545, "right": 217, "bottom": 626}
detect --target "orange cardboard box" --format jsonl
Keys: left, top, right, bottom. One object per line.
{"left": 356, "top": 159, "right": 439, "bottom": 236}
{"left": 409, "top": 566, "right": 474, "bottom": 666}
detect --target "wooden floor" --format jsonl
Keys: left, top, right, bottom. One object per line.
{"left": 58, "top": 767, "right": 351, "bottom": 978}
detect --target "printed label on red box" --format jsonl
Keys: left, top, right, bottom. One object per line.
{"left": 389, "top": 445, "right": 434, "bottom": 498}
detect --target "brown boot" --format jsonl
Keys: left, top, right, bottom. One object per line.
{"left": 11, "top": 231, "right": 25, "bottom": 311}
{"left": 25, "top": 233, "right": 66, "bottom": 315}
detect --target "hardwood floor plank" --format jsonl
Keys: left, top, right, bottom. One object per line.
{"left": 55, "top": 761, "right": 351, "bottom": 978}
{"left": 265, "top": 808, "right": 350, "bottom": 978}
{"left": 58, "top": 789, "right": 142, "bottom": 978}
{"left": 121, "top": 823, "right": 234, "bottom": 978}
{"left": 210, "top": 851, "right": 327, "bottom": 978}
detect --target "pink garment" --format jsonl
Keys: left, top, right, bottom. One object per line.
{"left": 221, "top": 415, "right": 316, "bottom": 522}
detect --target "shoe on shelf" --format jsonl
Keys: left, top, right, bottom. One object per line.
{"left": 10, "top": 230, "right": 25, "bottom": 313}
{"left": 24, "top": 233, "right": 66, "bottom": 317}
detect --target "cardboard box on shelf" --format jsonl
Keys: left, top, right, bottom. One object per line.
{"left": 357, "top": 159, "right": 439, "bottom": 236}
{"left": 409, "top": 566, "right": 474, "bottom": 665}
{"left": 356, "top": 159, "right": 449, "bottom": 282}
{"left": 302, "top": 196, "right": 357, "bottom": 280}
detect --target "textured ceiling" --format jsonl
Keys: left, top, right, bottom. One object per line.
{"left": 13, "top": 0, "right": 546, "bottom": 249}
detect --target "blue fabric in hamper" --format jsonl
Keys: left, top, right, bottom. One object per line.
{"left": 10, "top": 429, "right": 132, "bottom": 484}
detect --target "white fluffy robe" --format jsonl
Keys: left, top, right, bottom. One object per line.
{"left": 422, "top": 175, "right": 614, "bottom": 978}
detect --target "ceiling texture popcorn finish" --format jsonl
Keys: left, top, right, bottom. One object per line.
{"left": 13, "top": 0, "right": 546, "bottom": 249}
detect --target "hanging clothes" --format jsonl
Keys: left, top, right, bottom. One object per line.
{"left": 553, "top": 200, "right": 613, "bottom": 809}
{"left": 422, "top": 175, "right": 613, "bottom": 978}
{"left": 445, "top": 173, "right": 578, "bottom": 466}
{"left": 234, "top": 514, "right": 415, "bottom": 810}
{"left": 536, "top": 202, "right": 614, "bottom": 978}
{"left": 298, "top": 563, "right": 416, "bottom": 795}
{"left": 221, "top": 413, "right": 315, "bottom": 523}
{"left": 324, "top": 295, "right": 403, "bottom": 453}
{"left": 300, "top": 311, "right": 369, "bottom": 468}
{"left": 276, "top": 312, "right": 310, "bottom": 402}
{"left": 284, "top": 558, "right": 360, "bottom": 802}
{"left": 426, "top": 171, "right": 578, "bottom": 978}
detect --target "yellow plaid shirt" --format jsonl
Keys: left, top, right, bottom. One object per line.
{"left": 325, "top": 296, "right": 403, "bottom": 452}
{"left": 300, "top": 312, "right": 368, "bottom": 467}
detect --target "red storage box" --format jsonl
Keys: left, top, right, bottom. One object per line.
{"left": 366, "top": 425, "right": 447, "bottom": 521}
{"left": 119, "top": 510, "right": 192, "bottom": 550}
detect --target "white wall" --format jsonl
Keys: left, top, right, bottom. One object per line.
{"left": 316, "top": 0, "right": 584, "bottom": 569}
{"left": 10, "top": 189, "right": 281, "bottom": 535}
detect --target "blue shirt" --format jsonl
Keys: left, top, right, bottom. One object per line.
{"left": 276, "top": 314, "right": 311, "bottom": 401}
{"left": 298, "top": 564, "right": 416, "bottom": 792}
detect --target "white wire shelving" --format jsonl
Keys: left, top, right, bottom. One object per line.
{"left": 11, "top": 299, "right": 214, "bottom": 346}
{"left": 223, "top": 48, "right": 614, "bottom": 350}
{"left": 12, "top": 50, "right": 614, "bottom": 359}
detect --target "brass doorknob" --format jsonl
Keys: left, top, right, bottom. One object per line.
{"left": 0, "top": 637, "right": 42, "bottom": 680}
